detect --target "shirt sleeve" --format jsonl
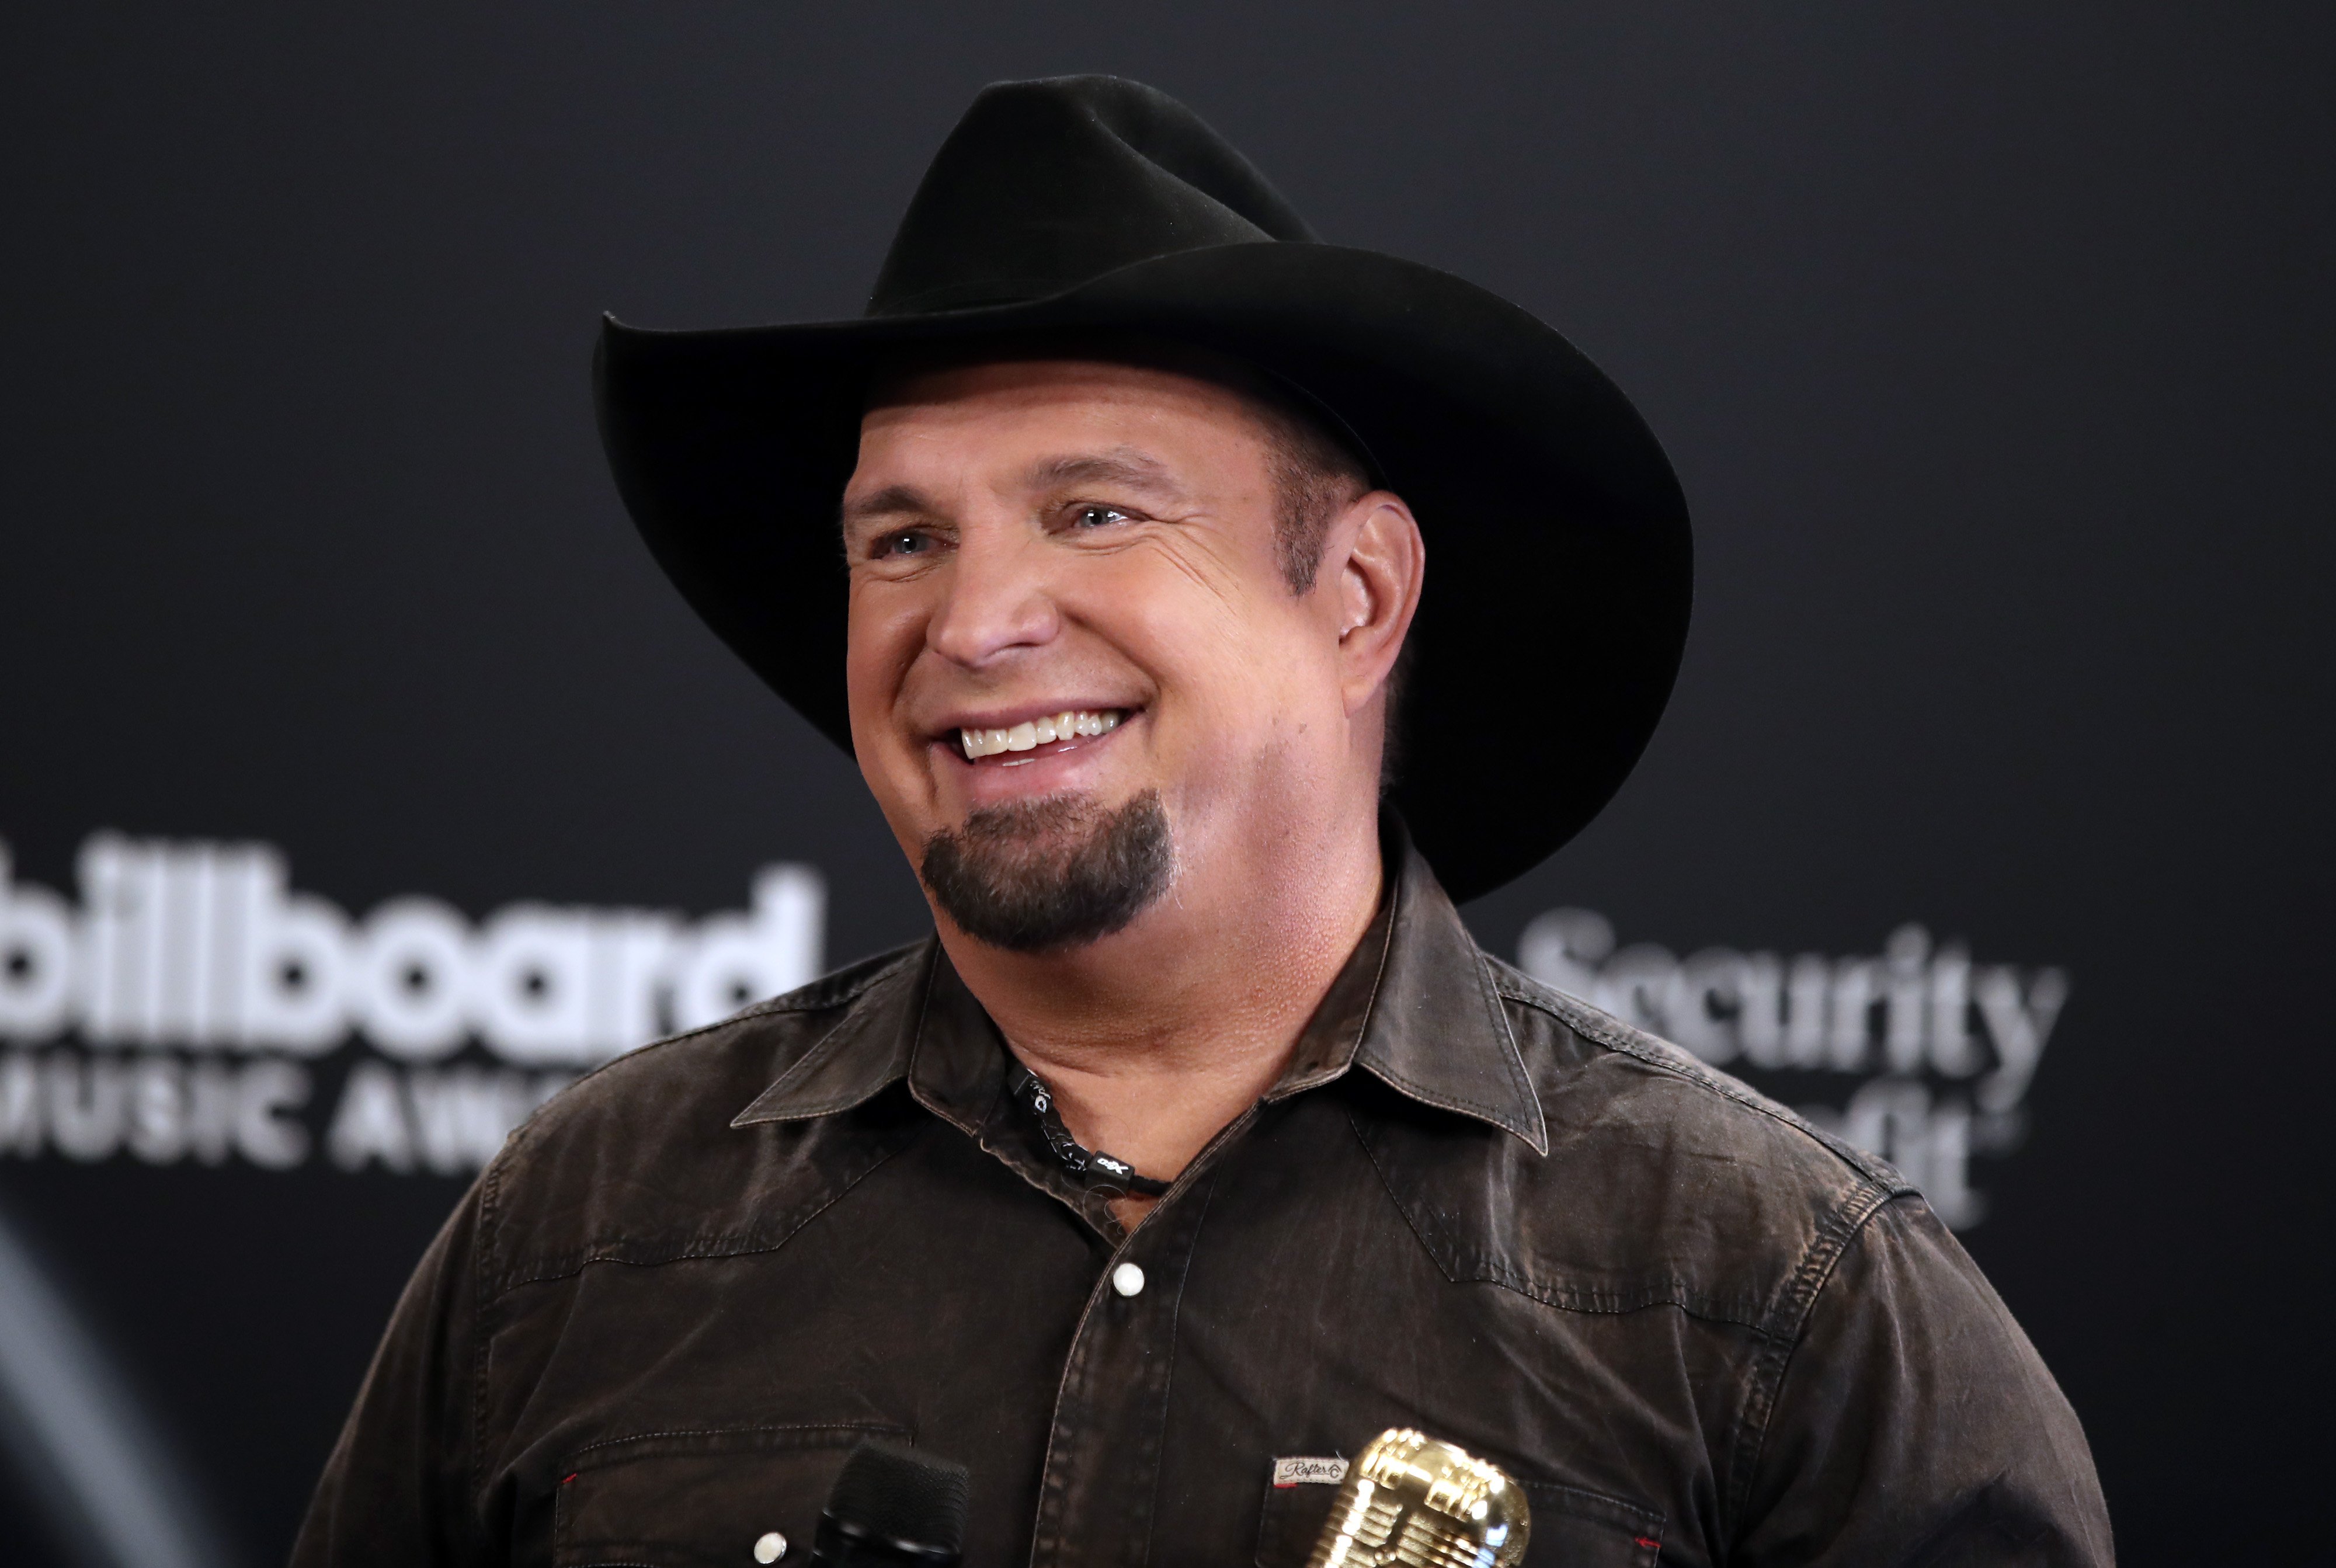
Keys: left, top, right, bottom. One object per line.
{"left": 291, "top": 1176, "right": 491, "bottom": 1568}
{"left": 1733, "top": 1194, "right": 2114, "bottom": 1567}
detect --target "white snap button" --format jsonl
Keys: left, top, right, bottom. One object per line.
{"left": 753, "top": 1531, "right": 787, "bottom": 1563}
{"left": 1111, "top": 1261, "right": 1145, "bottom": 1297}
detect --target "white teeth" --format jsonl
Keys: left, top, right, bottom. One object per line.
{"left": 956, "top": 709, "right": 1126, "bottom": 758}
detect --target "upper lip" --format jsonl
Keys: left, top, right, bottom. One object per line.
{"left": 926, "top": 702, "right": 1135, "bottom": 742}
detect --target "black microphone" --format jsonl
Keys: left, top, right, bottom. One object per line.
{"left": 808, "top": 1438, "right": 971, "bottom": 1566}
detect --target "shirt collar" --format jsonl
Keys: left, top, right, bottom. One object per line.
{"left": 731, "top": 815, "right": 1548, "bottom": 1156}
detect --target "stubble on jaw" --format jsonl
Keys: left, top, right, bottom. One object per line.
{"left": 920, "top": 790, "right": 1174, "bottom": 954}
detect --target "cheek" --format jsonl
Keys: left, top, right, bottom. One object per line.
{"left": 843, "top": 583, "right": 926, "bottom": 750}
{"left": 1101, "top": 578, "right": 1331, "bottom": 741}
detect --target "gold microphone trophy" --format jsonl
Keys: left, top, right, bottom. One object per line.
{"left": 1305, "top": 1429, "right": 1531, "bottom": 1568}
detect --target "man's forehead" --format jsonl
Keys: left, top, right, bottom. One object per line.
{"left": 848, "top": 354, "right": 1280, "bottom": 500}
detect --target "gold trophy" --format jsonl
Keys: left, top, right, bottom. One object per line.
{"left": 1305, "top": 1429, "right": 1531, "bottom": 1568}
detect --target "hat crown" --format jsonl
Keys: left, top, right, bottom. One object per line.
{"left": 867, "top": 75, "right": 1318, "bottom": 318}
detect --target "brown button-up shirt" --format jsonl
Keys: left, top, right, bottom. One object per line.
{"left": 296, "top": 837, "right": 2111, "bottom": 1567}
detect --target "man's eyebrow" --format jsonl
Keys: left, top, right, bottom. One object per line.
{"left": 1027, "top": 447, "right": 1187, "bottom": 498}
{"left": 839, "top": 484, "right": 931, "bottom": 530}
{"left": 840, "top": 448, "right": 1186, "bottom": 533}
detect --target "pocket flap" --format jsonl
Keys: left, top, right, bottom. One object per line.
{"left": 553, "top": 1423, "right": 906, "bottom": 1568}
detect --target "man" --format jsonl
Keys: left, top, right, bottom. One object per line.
{"left": 297, "top": 77, "right": 2111, "bottom": 1566}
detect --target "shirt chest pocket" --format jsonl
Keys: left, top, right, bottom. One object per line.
{"left": 1255, "top": 1476, "right": 1664, "bottom": 1567}
{"left": 552, "top": 1423, "right": 907, "bottom": 1568}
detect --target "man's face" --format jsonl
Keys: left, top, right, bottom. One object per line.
{"left": 842, "top": 356, "right": 1380, "bottom": 953}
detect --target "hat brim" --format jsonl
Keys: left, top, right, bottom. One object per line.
{"left": 595, "top": 242, "right": 1691, "bottom": 903}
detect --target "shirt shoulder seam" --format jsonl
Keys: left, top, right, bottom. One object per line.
{"left": 472, "top": 1159, "right": 500, "bottom": 1505}
{"left": 1726, "top": 1187, "right": 1913, "bottom": 1535}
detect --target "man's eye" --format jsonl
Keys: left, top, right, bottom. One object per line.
{"left": 1073, "top": 505, "right": 1131, "bottom": 529}
{"left": 877, "top": 531, "right": 930, "bottom": 558}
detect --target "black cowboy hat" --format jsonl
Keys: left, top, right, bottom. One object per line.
{"left": 596, "top": 75, "right": 1691, "bottom": 903}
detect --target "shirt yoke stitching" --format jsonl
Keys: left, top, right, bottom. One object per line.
{"left": 1485, "top": 962, "right": 1908, "bottom": 1197}
{"left": 1487, "top": 966, "right": 1915, "bottom": 1340}
{"left": 1346, "top": 1104, "right": 1463, "bottom": 1285}
{"left": 1468, "top": 1256, "right": 1781, "bottom": 1334}
{"left": 482, "top": 1117, "right": 924, "bottom": 1297}
{"left": 1344, "top": 1107, "right": 1781, "bottom": 1336}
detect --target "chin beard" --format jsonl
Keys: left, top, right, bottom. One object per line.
{"left": 919, "top": 789, "right": 1174, "bottom": 954}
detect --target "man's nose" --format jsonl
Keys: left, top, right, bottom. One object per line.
{"left": 924, "top": 528, "right": 1061, "bottom": 669}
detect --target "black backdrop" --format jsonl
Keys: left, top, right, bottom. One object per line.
{"left": 2, "top": 5, "right": 2328, "bottom": 1564}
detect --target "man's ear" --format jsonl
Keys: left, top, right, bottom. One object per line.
{"left": 1325, "top": 491, "right": 1426, "bottom": 716}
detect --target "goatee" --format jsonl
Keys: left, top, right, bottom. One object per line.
{"left": 920, "top": 790, "right": 1173, "bottom": 953}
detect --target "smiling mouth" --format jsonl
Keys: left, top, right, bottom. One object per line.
{"left": 956, "top": 708, "right": 1127, "bottom": 761}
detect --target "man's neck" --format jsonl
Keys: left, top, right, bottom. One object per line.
{"left": 936, "top": 814, "right": 1386, "bottom": 1219}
